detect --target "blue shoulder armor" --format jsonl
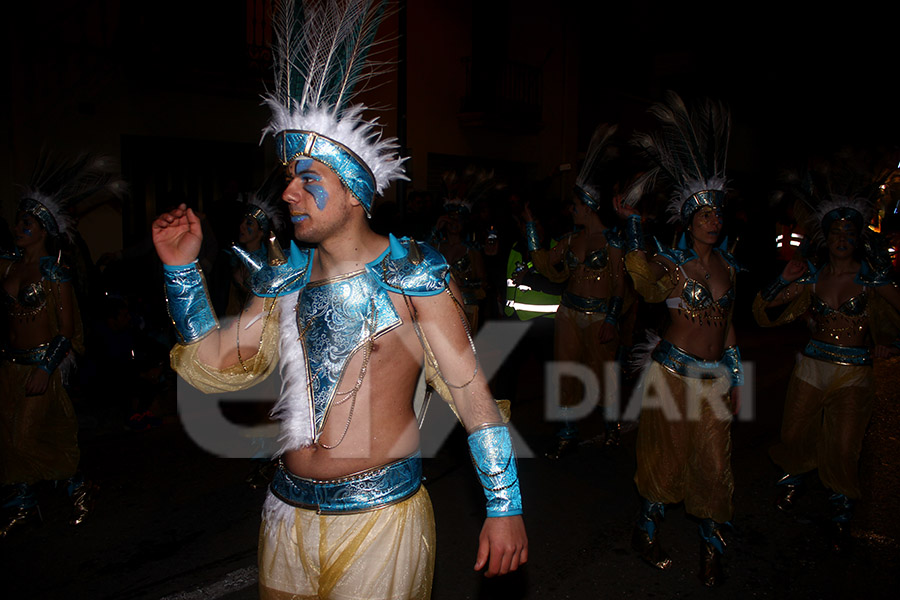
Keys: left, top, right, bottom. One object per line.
{"left": 715, "top": 247, "right": 744, "bottom": 273}
{"left": 39, "top": 256, "right": 73, "bottom": 283}
{"left": 795, "top": 260, "right": 820, "bottom": 285}
{"left": 232, "top": 240, "right": 311, "bottom": 297}
{"left": 0, "top": 246, "right": 22, "bottom": 262}
{"left": 604, "top": 227, "right": 624, "bottom": 250}
{"left": 367, "top": 234, "right": 450, "bottom": 296}
{"left": 857, "top": 258, "right": 896, "bottom": 287}
{"left": 652, "top": 238, "right": 692, "bottom": 267}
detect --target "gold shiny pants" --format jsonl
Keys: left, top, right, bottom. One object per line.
{"left": 258, "top": 486, "right": 436, "bottom": 600}
{"left": 553, "top": 305, "right": 619, "bottom": 409}
{"left": 769, "top": 355, "right": 874, "bottom": 499}
{"left": 634, "top": 362, "right": 734, "bottom": 524}
{"left": 0, "top": 361, "right": 80, "bottom": 485}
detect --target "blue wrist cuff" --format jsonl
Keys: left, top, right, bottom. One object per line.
{"left": 761, "top": 275, "right": 791, "bottom": 301}
{"left": 163, "top": 261, "right": 218, "bottom": 344}
{"left": 723, "top": 345, "right": 744, "bottom": 387}
{"left": 624, "top": 215, "right": 644, "bottom": 254}
{"left": 605, "top": 296, "right": 623, "bottom": 325}
{"left": 525, "top": 221, "right": 540, "bottom": 252}
{"left": 467, "top": 425, "right": 523, "bottom": 517}
{"left": 38, "top": 335, "right": 72, "bottom": 374}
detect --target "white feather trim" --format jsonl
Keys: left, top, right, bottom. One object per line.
{"left": 262, "top": 102, "right": 407, "bottom": 197}
{"left": 262, "top": 490, "right": 297, "bottom": 533}
{"left": 269, "top": 290, "right": 315, "bottom": 454}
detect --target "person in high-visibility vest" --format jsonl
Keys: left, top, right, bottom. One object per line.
{"left": 523, "top": 125, "right": 628, "bottom": 459}
{"left": 504, "top": 239, "right": 563, "bottom": 321}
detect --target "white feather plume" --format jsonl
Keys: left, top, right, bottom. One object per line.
{"left": 269, "top": 290, "right": 315, "bottom": 454}
{"left": 262, "top": 0, "right": 406, "bottom": 196}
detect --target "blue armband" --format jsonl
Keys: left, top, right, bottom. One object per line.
{"left": 38, "top": 335, "right": 72, "bottom": 374}
{"left": 624, "top": 215, "right": 644, "bottom": 254}
{"left": 525, "top": 221, "right": 540, "bottom": 252}
{"left": 467, "top": 424, "right": 523, "bottom": 517}
{"left": 722, "top": 345, "right": 744, "bottom": 387}
{"left": 605, "top": 295, "right": 623, "bottom": 326}
{"left": 761, "top": 275, "right": 791, "bottom": 302}
{"left": 162, "top": 261, "right": 218, "bottom": 344}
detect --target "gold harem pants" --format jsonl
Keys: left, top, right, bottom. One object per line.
{"left": 554, "top": 305, "right": 619, "bottom": 409}
{"left": 0, "top": 360, "right": 80, "bottom": 485}
{"left": 634, "top": 361, "right": 734, "bottom": 524}
{"left": 258, "top": 486, "right": 436, "bottom": 600}
{"left": 769, "top": 355, "right": 874, "bottom": 499}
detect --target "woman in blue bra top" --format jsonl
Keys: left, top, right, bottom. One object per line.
{"left": 1, "top": 154, "right": 116, "bottom": 537}
{"left": 523, "top": 124, "right": 629, "bottom": 458}
{"left": 614, "top": 92, "right": 741, "bottom": 587}
{"left": 754, "top": 184, "right": 900, "bottom": 551}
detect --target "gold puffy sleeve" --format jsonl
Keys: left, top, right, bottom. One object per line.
{"left": 868, "top": 287, "right": 900, "bottom": 346}
{"left": 752, "top": 287, "right": 811, "bottom": 328}
{"left": 624, "top": 252, "right": 677, "bottom": 304}
{"left": 170, "top": 296, "right": 281, "bottom": 393}
{"left": 529, "top": 247, "right": 570, "bottom": 284}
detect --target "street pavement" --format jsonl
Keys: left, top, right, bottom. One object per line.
{"left": 2, "top": 322, "right": 899, "bottom": 599}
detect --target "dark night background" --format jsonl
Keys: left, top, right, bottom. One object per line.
{"left": 3, "top": 2, "right": 900, "bottom": 599}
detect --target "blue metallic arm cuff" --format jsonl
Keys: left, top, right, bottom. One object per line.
{"left": 467, "top": 424, "right": 523, "bottom": 517}
{"left": 624, "top": 215, "right": 644, "bottom": 254}
{"left": 38, "top": 335, "right": 72, "bottom": 374}
{"left": 163, "top": 262, "right": 219, "bottom": 344}
{"left": 723, "top": 345, "right": 744, "bottom": 387}
{"left": 525, "top": 221, "right": 540, "bottom": 252}
{"left": 605, "top": 295, "right": 623, "bottom": 325}
{"left": 761, "top": 275, "right": 790, "bottom": 302}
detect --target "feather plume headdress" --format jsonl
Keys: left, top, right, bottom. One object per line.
{"left": 262, "top": 0, "right": 406, "bottom": 215}
{"left": 18, "top": 153, "right": 125, "bottom": 242}
{"left": 779, "top": 157, "right": 892, "bottom": 251}
{"left": 574, "top": 123, "right": 619, "bottom": 214}
{"left": 241, "top": 168, "right": 288, "bottom": 234}
{"left": 625, "top": 91, "right": 731, "bottom": 224}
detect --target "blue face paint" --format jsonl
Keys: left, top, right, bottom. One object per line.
{"left": 292, "top": 159, "right": 329, "bottom": 212}
{"left": 291, "top": 214, "right": 309, "bottom": 223}
{"left": 305, "top": 180, "right": 328, "bottom": 211}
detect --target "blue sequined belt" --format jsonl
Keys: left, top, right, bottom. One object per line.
{"left": 270, "top": 453, "right": 422, "bottom": 514}
{"left": 560, "top": 291, "right": 608, "bottom": 314}
{"left": 1, "top": 344, "right": 48, "bottom": 365}
{"left": 802, "top": 339, "right": 871, "bottom": 366}
{"left": 652, "top": 339, "right": 728, "bottom": 379}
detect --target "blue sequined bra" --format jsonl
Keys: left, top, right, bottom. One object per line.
{"left": 664, "top": 265, "right": 734, "bottom": 326}
{"left": 566, "top": 244, "right": 609, "bottom": 270}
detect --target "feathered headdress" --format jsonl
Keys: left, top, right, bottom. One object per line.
{"left": 574, "top": 123, "right": 619, "bottom": 214}
{"left": 261, "top": 0, "right": 406, "bottom": 215}
{"left": 241, "top": 168, "right": 288, "bottom": 234}
{"left": 625, "top": 91, "right": 731, "bottom": 224}
{"left": 779, "top": 155, "right": 893, "bottom": 252}
{"left": 18, "top": 153, "right": 125, "bottom": 242}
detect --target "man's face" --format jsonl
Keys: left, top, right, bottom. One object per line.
{"left": 282, "top": 158, "right": 355, "bottom": 243}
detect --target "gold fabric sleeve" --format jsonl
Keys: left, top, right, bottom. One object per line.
{"left": 868, "top": 288, "right": 900, "bottom": 346}
{"left": 420, "top": 333, "right": 511, "bottom": 424}
{"left": 624, "top": 252, "right": 676, "bottom": 304}
{"left": 529, "top": 248, "right": 570, "bottom": 284}
{"left": 44, "top": 279, "right": 85, "bottom": 355}
{"left": 170, "top": 297, "right": 281, "bottom": 393}
{"left": 752, "top": 287, "right": 811, "bottom": 328}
